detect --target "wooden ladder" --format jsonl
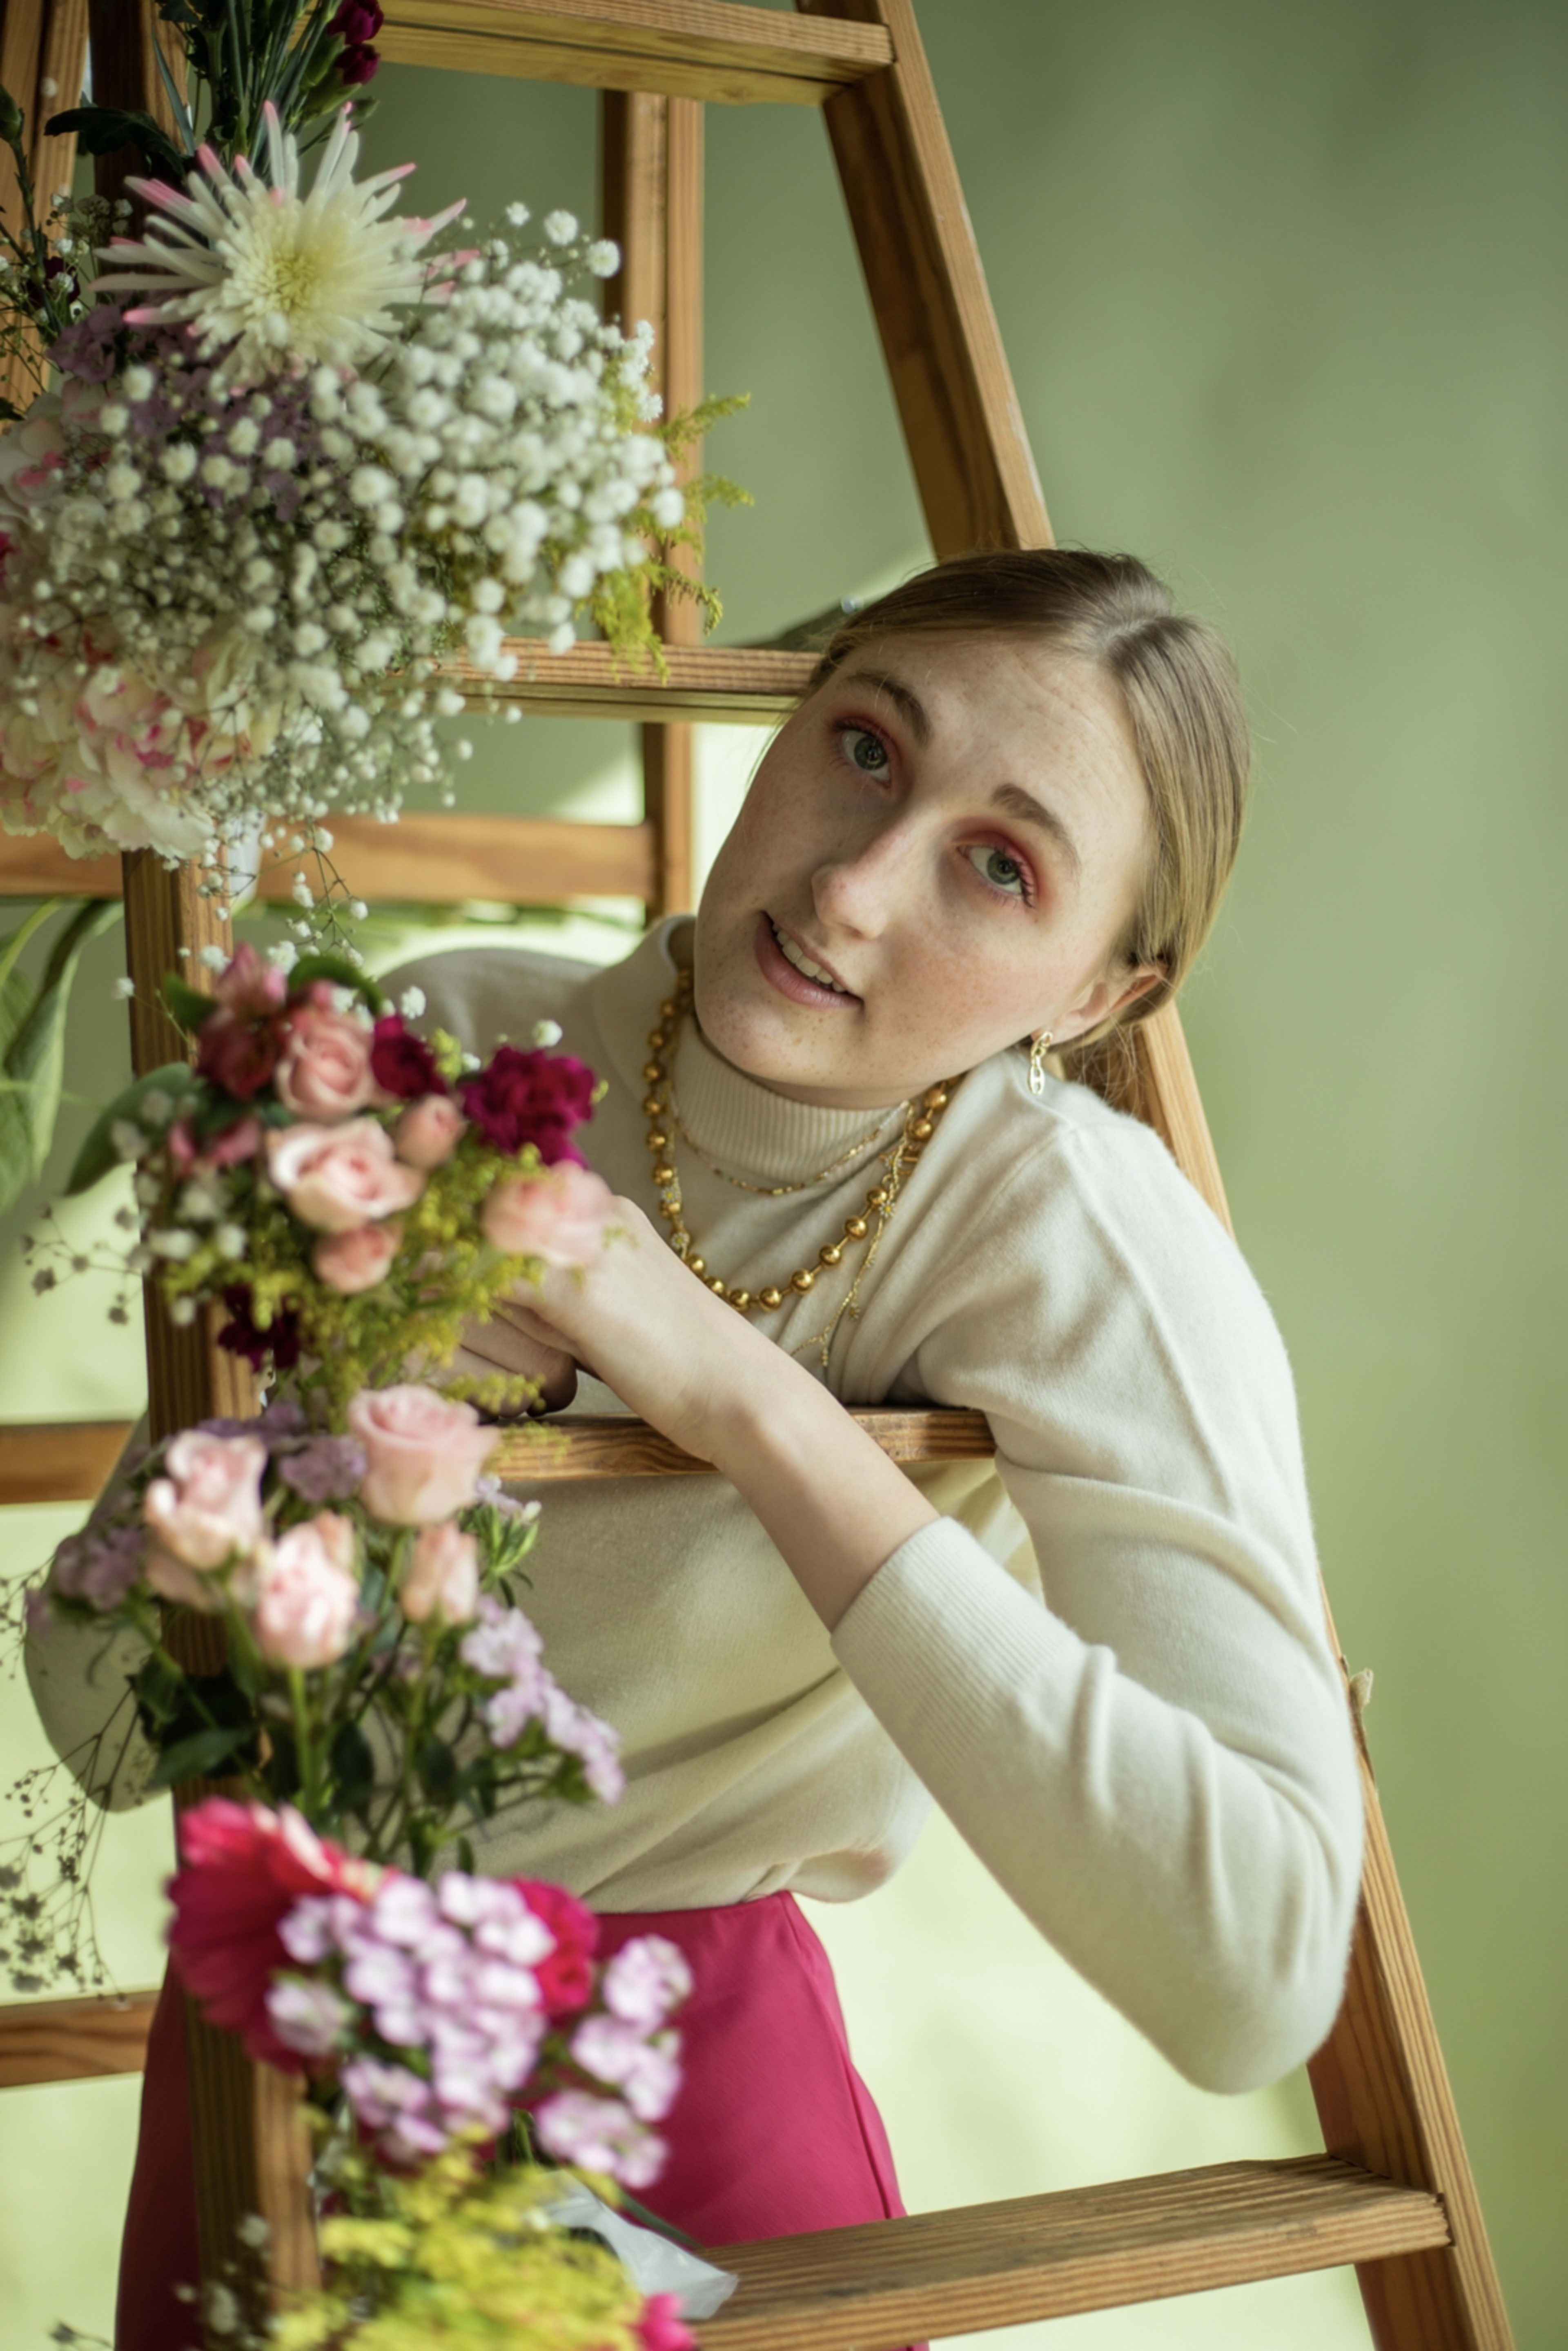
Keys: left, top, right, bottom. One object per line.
{"left": 0, "top": 2, "right": 1513, "bottom": 2345}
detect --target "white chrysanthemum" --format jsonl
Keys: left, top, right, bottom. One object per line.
{"left": 92, "top": 104, "right": 461, "bottom": 388}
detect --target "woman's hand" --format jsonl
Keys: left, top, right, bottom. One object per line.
{"left": 486, "top": 1195, "right": 940, "bottom": 1629}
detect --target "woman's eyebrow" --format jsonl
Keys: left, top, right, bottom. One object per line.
{"left": 991, "top": 781, "right": 1082, "bottom": 882}
{"left": 836, "top": 666, "right": 933, "bottom": 746}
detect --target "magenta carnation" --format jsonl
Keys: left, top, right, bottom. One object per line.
{"left": 370, "top": 1014, "right": 446, "bottom": 1102}
{"left": 460, "top": 1048, "right": 596, "bottom": 1165}
{"left": 514, "top": 1877, "right": 599, "bottom": 2017}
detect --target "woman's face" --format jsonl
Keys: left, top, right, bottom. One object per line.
{"left": 692, "top": 630, "right": 1161, "bottom": 1110}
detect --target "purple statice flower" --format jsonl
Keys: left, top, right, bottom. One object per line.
{"left": 265, "top": 1975, "right": 352, "bottom": 2057}
{"left": 277, "top": 1435, "right": 366, "bottom": 1505}
{"left": 472, "top": 1475, "right": 539, "bottom": 1524}
{"left": 51, "top": 1522, "right": 146, "bottom": 1611}
{"left": 51, "top": 303, "right": 124, "bottom": 384}
{"left": 533, "top": 2089, "right": 666, "bottom": 2190}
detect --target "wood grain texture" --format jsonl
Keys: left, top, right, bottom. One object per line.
{"left": 489, "top": 1405, "right": 994, "bottom": 1481}
{"left": 0, "top": 1987, "right": 156, "bottom": 2086}
{"left": 695, "top": 2157, "right": 1450, "bottom": 2350}
{"left": 0, "top": 1418, "right": 132, "bottom": 1504}
{"left": 800, "top": 0, "right": 1051, "bottom": 557}
{"left": 381, "top": 0, "right": 891, "bottom": 104}
{"left": 0, "top": 0, "right": 91, "bottom": 413}
{"left": 441, "top": 637, "right": 808, "bottom": 719}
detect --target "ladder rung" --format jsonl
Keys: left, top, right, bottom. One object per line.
{"left": 491, "top": 1406, "right": 994, "bottom": 1480}
{"left": 0, "top": 1989, "right": 158, "bottom": 2089}
{"left": 0, "top": 1420, "right": 133, "bottom": 1504}
{"left": 441, "top": 639, "right": 813, "bottom": 723}
{"left": 381, "top": 0, "right": 893, "bottom": 107}
{"left": 696, "top": 2157, "right": 1452, "bottom": 2350}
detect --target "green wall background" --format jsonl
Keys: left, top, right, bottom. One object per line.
{"left": 1, "top": 0, "right": 1563, "bottom": 2340}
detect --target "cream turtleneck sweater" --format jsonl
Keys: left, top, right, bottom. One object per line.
{"left": 27, "top": 920, "right": 1363, "bottom": 2097}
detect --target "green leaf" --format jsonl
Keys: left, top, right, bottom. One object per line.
{"left": 286, "top": 953, "right": 387, "bottom": 1017}
{"left": 0, "top": 395, "right": 23, "bottom": 423}
{"left": 162, "top": 973, "right": 218, "bottom": 1034}
{"left": 415, "top": 1733, "right": 457, "bottom": 1806}
{"left": 0, "top": 900, "right": 118, "bottom": 1214}
{"left": 65, "top": 1059, "right": 192, "bottom": 1196}
{"left": 44, "top": 107, "right": 185, "bottom": 180}
{"left": 149, "top": 1724, "right": 251, "bottom": 1789}
{"left": 330, "top": 1719, "right": 374, "bottom": 1818}
{"left": 130, "top": 1650, "right": 187, "bottom": 1733}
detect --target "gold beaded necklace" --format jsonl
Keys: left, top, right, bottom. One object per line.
{"left": 641, "top": 967, "right": 958, "bottom": 1317}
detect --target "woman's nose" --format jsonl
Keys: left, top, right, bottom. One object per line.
{"left": 810, "top": 827, "right": 912, "bottom": 938}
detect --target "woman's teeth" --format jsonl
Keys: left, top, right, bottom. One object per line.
{"left": 771, "top": 919, "right": 849, "bottom": 992}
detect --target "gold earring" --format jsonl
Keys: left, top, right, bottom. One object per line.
{"left": 1028, "top": 1032, "right": 1054, "bottom": 1097}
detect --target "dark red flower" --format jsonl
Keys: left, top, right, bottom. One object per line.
{"left": 514, "top": 1878, "right": 599, "bottom": 2017}
{"left": 215, "top": 943, "right": 289, "bottom": 1019}
{"left": 460, "top": 1049, "right": 596, "bottom": 1165}
{"left": 338, "top": 42, "right": 379, "bottom": 85}
{"left": 218, "top": 1285, "right": 302, "bottom": 1372}
{"left": 330, "top": 0, "right": 384, "bottom": 37}
{"left": 370, "top": 1014, "right": 446, "bottom": 1102}
{"left": 168, "top": 1799, "right": 375, "bottom": 2070}
{"left": 196, "top": 1008, "right": 283, "bottom": 1100}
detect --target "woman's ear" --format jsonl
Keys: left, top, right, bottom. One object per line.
{"left": 1052, "top": 961, "right": 1165, "bottom": 1047}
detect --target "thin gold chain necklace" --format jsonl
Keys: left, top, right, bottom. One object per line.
{"left": 662, "top": 1079, "right": 909, "bottom": 1198}
{"left": 641, "top": 968, "right": 958, "bottom": 1316}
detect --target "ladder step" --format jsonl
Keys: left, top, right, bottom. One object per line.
{"left": 0, "top": 1420, "right": 133, "bottom": 1504}
{"left": 446, "top": 638, "right": 812, "bottom": 722}
{"left": 381, "top": 0, "right": 893, "bottom": 107}
{"left": 0, "top": 1989, "right": 158, "bottom": 2089}
{"left": 696, "top": 2157, "right": 1452, "bottom": 2349}
{"left": 491, "top": 1406, "right": 994, "bottom": 1480}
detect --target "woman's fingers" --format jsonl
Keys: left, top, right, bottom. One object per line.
{"left": 452, "top": 1317, "right": 580, "bottom": 1413}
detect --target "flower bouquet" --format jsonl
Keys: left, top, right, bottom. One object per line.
{"left": 0, "top": 0, "right": 739, "bottom": 863}
{"left": 46, "top": 939, "right": 610, "bottom": 1420}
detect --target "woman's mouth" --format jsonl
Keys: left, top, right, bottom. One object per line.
{"left": 755, "top": 914, "right": 860, "bottom": 1008}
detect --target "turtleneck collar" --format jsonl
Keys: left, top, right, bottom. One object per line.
{"left": 586, "top": 917, "right": 908, "bottom": 1190}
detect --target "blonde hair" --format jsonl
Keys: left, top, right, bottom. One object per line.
{"left": 806, "top": 551, "right": 1250, "bottom": 1074}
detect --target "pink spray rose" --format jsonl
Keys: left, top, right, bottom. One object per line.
{"left": 394, "top": 1093, "right": 465, "bottom": 1170}
{"left": 267, "top": 1119, "right": 425, "bottom": 1234}
{"left": 400, "top": 1520, "right": 480, "bottom": 1626}
{"left": 252, "top": 1513, "right": 361, "bottom": 1669}
{"left": 214, "top": 944, "right": 290, "bottom": 1020}
{"left": 346, "top": 1385, "right": 499, "bottom": 1525}
{"left": 313, "top": 1219, "right": 401, "bottom": 1295}
{"left": 169, "top": 1114, "right": 261, "bottom": 1176}
{"left": 481, "top": 1162, "right": 615, "bottom": 1267}
{"left": 143, "top": 1429, "right": 266, "bottom": 1570}
{"left": 275, "top": 1000, "right": 379, "bottom": 1121}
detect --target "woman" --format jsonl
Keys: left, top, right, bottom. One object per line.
{"left": 44, "top": 549, "right": 1365, "bottom": 2331}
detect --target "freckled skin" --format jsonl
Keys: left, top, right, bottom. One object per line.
{"left": 692, "top": 631, "right": 1161, "bottom": 1111}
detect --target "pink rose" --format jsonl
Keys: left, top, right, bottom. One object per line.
{"left": 394, "top": 1094, "right": 465, "bottom": 1170}
{"left": 143, "top": 1429, "right": 266, "bottom": 1571}
{"left": 401, "top": 1520, "right": 479, "bottom": 1626}
{"left": 275, "top": 1002, "right": 379, "bottom": 1121}
{"left": 214, "top": 944, "right": 289, "bottom": 1019}
{"left": 252, "top": 1513, "right": 360, "bottom": 1668}
{"left": 267, "top": 1119, "right": 425, "bottom": 1234}
{"left": 145, "top": 1544, "right": 228, "bottom": 1613}
{"left": 346, "top": 1385, "right": 499, "bottom": 1525}
{"left": 170, "top": 1115, "right": 261, "bottom": 1176}
{"left": 313, "top": 1219, "right": 401, "bottom": 1295}
{"left": 481, "top": 1163, "right": 614, "bottom": 1267}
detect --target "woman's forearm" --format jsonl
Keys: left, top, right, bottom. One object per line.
{"left": 700, "top": 1353, "right": 939, "bottom": 1630}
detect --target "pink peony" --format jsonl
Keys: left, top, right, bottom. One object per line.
{"left": 252, "top": 1513, "right": 361, "bottom": 1669}
{"left": 481, "top": 1162, "right": 614, "bottom": 1267}
{"left": 513, "top": 1878, "right": 599, "bottom": 2017}
{"left": 394, "top": 1093, "right": 465, "bottom": 1170}
{"left": 167, "top": 1798, "right": 376, "bottom": 2070}
{"left": 637, "top": 2296, "right": 697, "bottom": 2351}
{"left": 401, "top": 1520, "right": 480, "bottom": 1626}
{"left": 275, "top": 1001, "right": 379, "bottom": 1121}
{"left": 267, "top": 1118, "right": 425, "bottom": 1234}
{"left": 313, "top": 1219, "right": 402, "bottom": 1295}
{"left": 143, "top": 1429, "right": 266, "bottom": 1570}
{"left": 346, "top": 1385, "right": 499, "bottom": 1525}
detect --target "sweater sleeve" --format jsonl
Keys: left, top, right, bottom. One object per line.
{"left": 829, "top": 1114, "right": 1364, "bottom": 2094}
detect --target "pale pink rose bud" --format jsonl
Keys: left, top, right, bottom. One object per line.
{"left": 267, "top": 1119, "right": 425, "bottom": 1235}
{"left": 394, "top": 1093, "right": 465, "bottom": 1171}
{"left": 313, "top": 1219, "right": 401, "bottom": 1295}
{"left": 481, "top": 1163, "right": 615, "bottom": 1268}
{"left": 274, "top": 1003, "right": 379, "bottom": 1122}
{"left": 401, "top": 1520, "right": 480, "bottom": 1626}
{"left": 252, "top": 1513, "right": 360, "bottom": 1669}
{"left": 143, "top": 1430, "right": 267, "bottom": 1570}
{"left": 145, "top": 1544, "right": 227, "bottom": 1613}
{"left": 346, "top": 1384, "right": 499, "bottom": 1526}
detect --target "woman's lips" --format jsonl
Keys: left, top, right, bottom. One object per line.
{"left": 753, "top": 912, "right": 861, "bottom": 1010}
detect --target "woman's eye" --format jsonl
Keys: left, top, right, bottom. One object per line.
{"left": 967, "top": 843, "right": 1030, "bottom": 899}
{"left": 840, "top": 726, "right": 889, "bottom": 775}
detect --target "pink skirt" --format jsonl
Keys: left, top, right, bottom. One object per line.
{"left": 118, "top": 1890, "right": 913, "bottom": 2349}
